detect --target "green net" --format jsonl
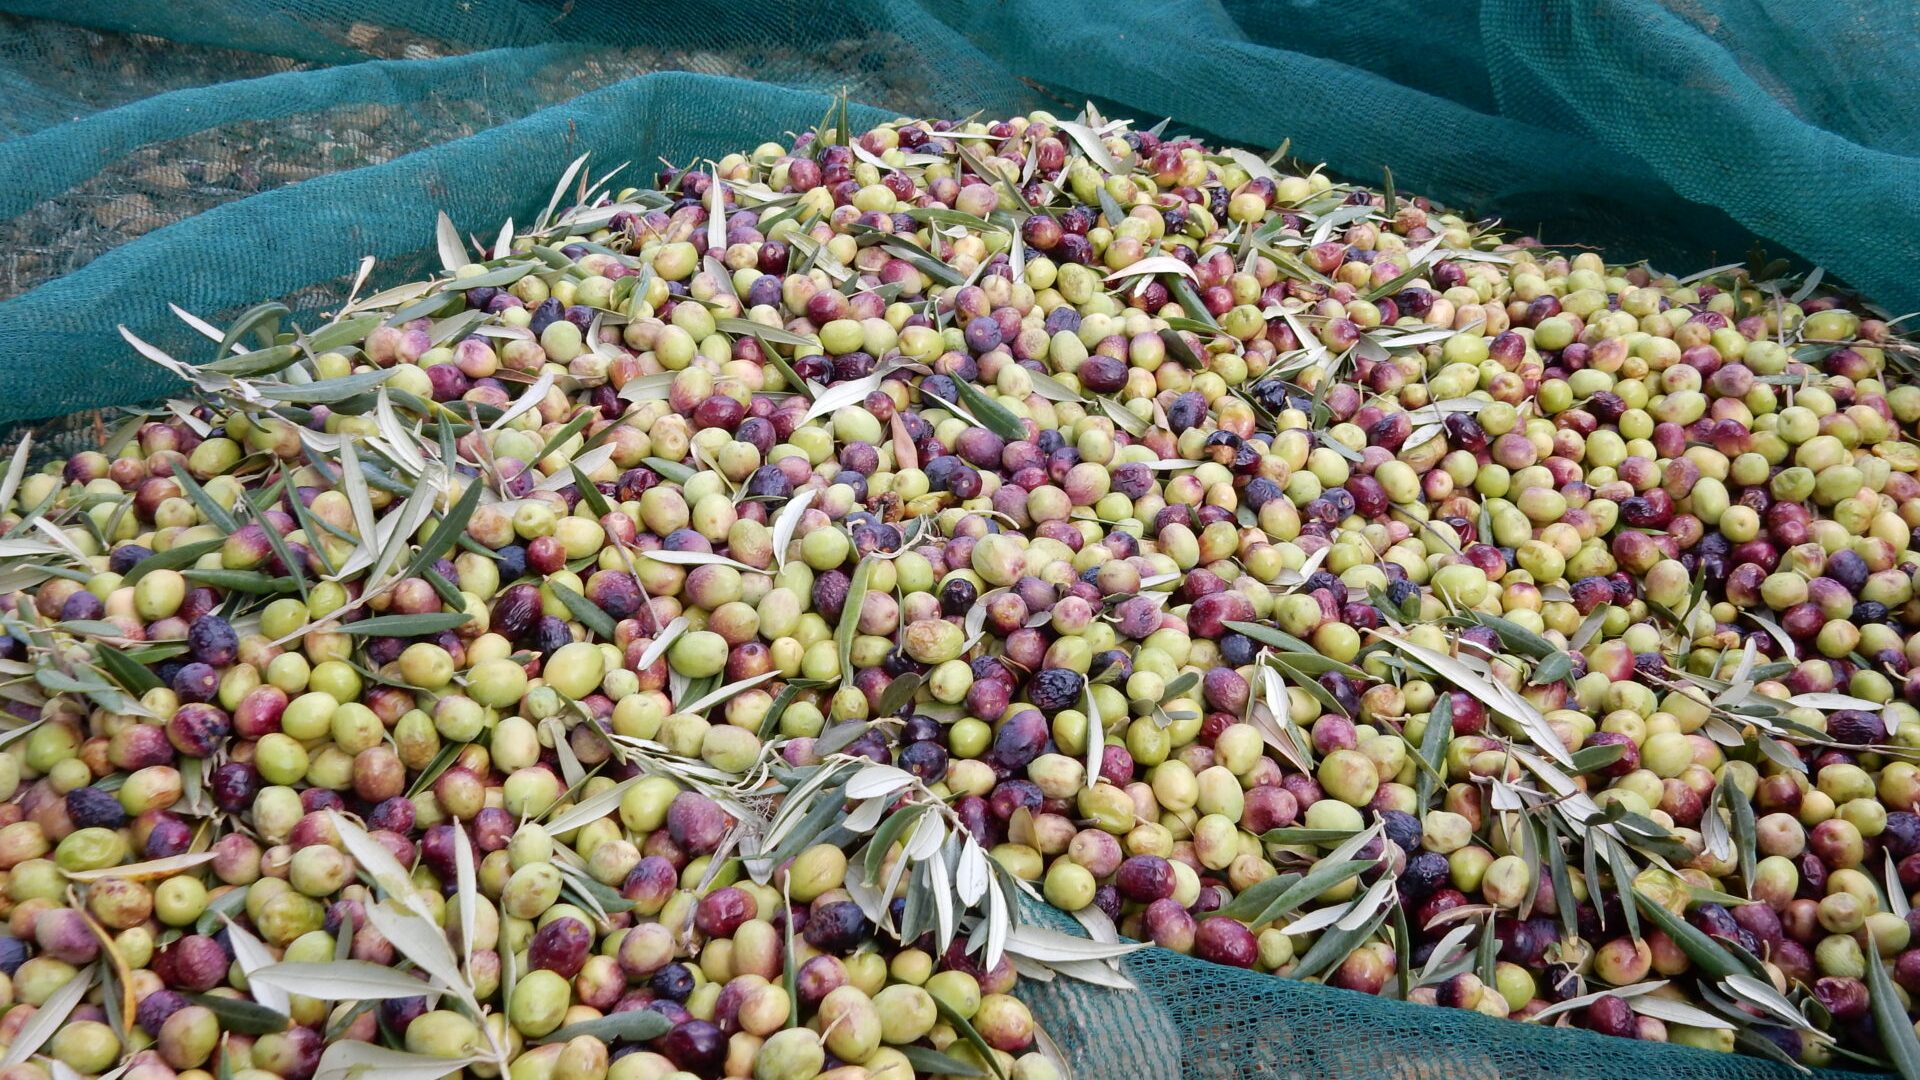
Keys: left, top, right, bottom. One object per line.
{"left": 7, "top": 0, "right": 1920, "bottom": 441}
{"left": 1007, "top": 898, "right": 1884, "bottom": 1079}
{"left": 0, "top": 3, "right": 1913, "bottom": 1074}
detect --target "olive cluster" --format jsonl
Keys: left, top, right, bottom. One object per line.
{"left": 3, "top": 106, "right": 1920, "bottom": 1078}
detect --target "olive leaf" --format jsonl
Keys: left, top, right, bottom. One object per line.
{"left": 934, "top": 993, "right": 1011, "bottom": 1080}
{"left": 535, "top": 1009, "right": 673, "bottom": 1046}
{"left": 313, "top": 1041, "right": 483, "bottom": 1080}
{"left": 639, "top": 549, "right": 762, "bottom": 573}
{"left": 1627, "top": 995, "right": 1735, "bottom": 1030}
{"left": 222, "top": 917, "right": 289, "bottom": 1015}
{"left": 801, "top": 363, "right": 904, "bottom": 426}
{"left": 618, "top": 373, "right": 675, "bottom": 403}
{"left": 433, "top": 211, "right": 467, "bottom": 272}
{"left": 451, "top": 818, "right": 478, "bottom": 978}
{"left": 678, "top": 670, "right": 778, "bottom": 717}
{"left": 896, "top": 1046, "right": 986, "bottom": 1078}
{"left": 120, "top": 537, "right": 223, "bottom": 585}
{"left": 0, "top": 433, "right": 31, "bottom": 513}
{"left": 1524, "top": 980, "right": 1668, "bottom": 1025}
{"left": 0, "top": 962, "right": 93, "bottom": 1065}
{"left": 549, "top": 582, "right": 617, "bottom": 642}
{"left": 1371, "top": 631, "right": 1572, "bottom": 766}
{"left": 634, "top": 616, "right": 690, "bottom": 671}
{"left": 1291, "top": 907, "right": 1391, "bottom": 981}
{"left": 544, "top": 774, "right": 645, "bottom": 836}
{"left": 184, "top": 993, "right": 289, "bottom": 1034}
{"left": 328, "top": 810, "right": 424, "bottom": 911}
{"left": 194, "top": 886, "right": 250, "bottom": 935}
{"left": 1204, "top": 870, "right": 1299, "bottom": 923}
{"left": 249, "top": 961, "right": 437, "bottom": 1002}
{"left": 770, "top": 488, "right": 817, "bottom": 570}
{"left": 862, "top": 803, "right": 931, "bottom": 887}
{"left": 215, "top": 300, "right": 291, "bottom": 357}
{"left": 65, "top": 850, "right": 216, "bottom": 883}
{"left": 337, "top": 612, "right": 473, "bottom": 637}
{"left": 1001, "top": 924, "right": 1146, "bottom": 965}
{"left": 1258, "top": 827, "right": 1362, "bottom": 846}
{"left": 1080, "top": 682, "right": 1108, "bottom": 793}
{"left": 365, "top": 900, "right": 475, "bottom": 1012}
{"left": 170, "top": 467, "right": 236, "bottom": 533}
{"left": 1250, "top": 665, "right": 1313, "bottom": 775}
{"left": 1414, "top": 691, "right": 1453, "bottom": 810}
{"left": 1868, "top": 945, "right": 1920, "bottom": 1079}
{"left": 836, "top": 556, "right": 876, "bottom": 687}
{"left": 1629, "top": 889, "right": 1742, "bottom": 981}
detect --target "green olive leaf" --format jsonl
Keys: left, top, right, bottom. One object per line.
{"left": 181, "top": 569, "right": 299, "bottom": 594}
{"left": 933, "top": 996, "right": 1011, "bottom": 1080}
{"left": 184, "top": 992, "right": 290, "bottom": 1035}
{"left": 533, "top": 1009, "right": 672, "bottom": 1046}
{"left": 836, "top": 556, "right": 876, "bottom": 687}
{"left": 121, "top": 538, "right": 223, "bottom": 585}
{"left": 169, "top": 468, "right": 236, "bottom": 533}
{"left": 550, "top": 582, "right": 618, "bottom": 642}
{"left": 336, "top": 612, "right": 473, "bottom": 637}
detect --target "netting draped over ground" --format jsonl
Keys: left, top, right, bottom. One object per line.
{"left": 0, "top": 3, "right": 1912, "bottom": 1074}
{"left": 1009, "top": 897, "right": 1885, "bottom": 1079}
{"left": 4, "top": 0, "right": 1919, "bottom": 435}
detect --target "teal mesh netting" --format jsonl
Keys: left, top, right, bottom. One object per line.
{"left": 1010, "top": 897, "right": 1884, "bottom": 1079}
{"left": 6, "top": 0, "right": 1920, "bottom": 439}
{"left": 0, "top": 3, "right": 1911, "bottom": 1074}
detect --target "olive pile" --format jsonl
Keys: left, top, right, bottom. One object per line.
{"left": 2, "top": 106, "right": 1919, "bottom": 1079}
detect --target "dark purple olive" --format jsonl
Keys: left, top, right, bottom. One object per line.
{"left": 528, "top": 917, "right": 593, "bottom": 978}
{"left": 186, "top": 615, "right": 239, "bottom": 666}
{"left": 803, "top": 901, "right": 871, "bottom": 954}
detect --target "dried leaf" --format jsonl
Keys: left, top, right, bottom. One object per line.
{"left": 64, "top": 851, "right": 216, "bottom": 883}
